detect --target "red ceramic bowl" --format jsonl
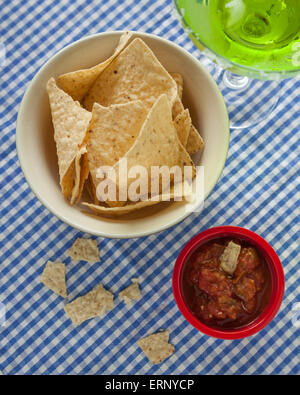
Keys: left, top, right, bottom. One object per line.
{"left": 172, "top": 226, "right": 285, "bottom": 340}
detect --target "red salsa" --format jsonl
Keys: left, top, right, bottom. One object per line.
{"left": 181, "top": 238, "right": 272, "bottom": 329}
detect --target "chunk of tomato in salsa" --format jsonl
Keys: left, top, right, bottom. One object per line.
{"left": 234, "top": 275, "right": 256, "bottom": 302}
{"left": 194, "top": 243, "right": 225, "bottom": 263}
{"left": 235, "top": 247, "right": 260, "bottom": 277}
{"left": 183, "top": 239, "right": 271, "bottom": 328}
{"left": 198, "top": 268, "right": 232, "bottom": 297}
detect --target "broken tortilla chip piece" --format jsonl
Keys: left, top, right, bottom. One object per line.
{"left": 47, "top": 78, "right": 92, "bottom": 199}
{"left": 119, "top": 279, "right": 141, "bottom": 306}
{"left": 220, "top": 241, "right": 241, "bottom": 275}
{"left": 83, "top": 38, "right": 177, "bottom": 111}
{"left": 57, "top": 32, "right": 133, "bottom": 102}
{"left": 174, "top": 109, "right": 192, "bottom": 147}
{"left": 68, "top": 238, "right": 100, "bottom": 262}
{"left": 100, "top": 94, "right": 195, "bottom": 207}
{"left": 41, "top": 261, "right": 67, "bottom": 298}
{"left": 138, "top": 330, "right": 175, "bottom": 365}
{"left": 86, "top": 101, "right": 148, "bottom": 198}
{"left": 64, "top": 284, "right": 114, "bottom": 326}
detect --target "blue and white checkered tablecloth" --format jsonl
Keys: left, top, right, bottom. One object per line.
{"left": 0, "top": 0, "right": 299, "bottom": 375}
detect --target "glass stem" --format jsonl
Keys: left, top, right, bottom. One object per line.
{"left": 223, "top": 71, "right": 250, "bottom": 90}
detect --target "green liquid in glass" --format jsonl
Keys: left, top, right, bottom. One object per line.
{"left": 176, "top": 0, "right": 300, "bottom": 77}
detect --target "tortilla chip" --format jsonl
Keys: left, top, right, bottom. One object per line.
{"left": 100, "top": 94, "right": 195, "bottom": 207}
{"left": 83, "top": 198, "right": 160, "bottom": 216}
{"left": 119, "top": 279, "right": 141, "bottom": 306}
{"left": 170, "top": 72, "right": 183, "bottom": 100}
{"left": 172, "top": 95, "right": 184, "bottom": 120}
{"left": 172, "top": 97, "right": 204, "bottom": 155}
{"left": 83, "top": 38, "right": 177, "bottom": 111}
{"left": 57, "top": 32, "right": 133, "bottom": 101}
{"left": 138, "top": 330, "right": 175, "bottom": 365}
{"left": 174, "top": 109, "right": 191, "bottom": 147}
{"left": 41, "top": 261, "right": 67, "bottom": 298}
{"left": 186, "top": 124, "right": 204, "bottom": 155}
{"left": 47, "top": 78, "right": 92, "bottom": 199}
{"left": 68, "top": 238, "right": 100, "bottom": 262}
{"left": 75, "top": 152, "right": 90, "bottom": 204}
{"left": 82, "top": 180, "right": 193, "bottom": 216}
{"left": 86, "top": 101, "right": 148, "bottom": 197}
{"left": 64, "top": 284, "right": 114, "bottom": 326}
{"left": 62, "top": 161, "right": 75, "bottom": 199}
{"left": 86, "top": 173, "right": 99, "bottom": 204}
{"left": 70, "top": 145, "right": 87, "bottom": 204}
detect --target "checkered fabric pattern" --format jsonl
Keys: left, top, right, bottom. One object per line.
{"left": 0, "top": 0, "right": 299, "bottom": 375}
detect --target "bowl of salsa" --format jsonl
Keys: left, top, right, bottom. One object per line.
{"left": 173, "top": 226, "right": 285, "bottom": 339}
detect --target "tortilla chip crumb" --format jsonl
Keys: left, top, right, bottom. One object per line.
{"left": 41, "top": 261, "right": 67, "bottom": 298}
{"left": 137, "top": 330, "right": 175, "bottom": 364}
{"left": 68, "top": 238, "right": 100, "bottom": 262}
{"left": 220, "top": 241, "right": 241, "bottom": 275}
{"left": 119, "top": 279, "right": 141, "bottom": 306}
{"left": 64, "top": 284, "right": 114, "bottom": 326}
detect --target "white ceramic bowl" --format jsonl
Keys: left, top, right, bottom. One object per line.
{"left": 16, "top": 31, "right": 229, "bottom": 238}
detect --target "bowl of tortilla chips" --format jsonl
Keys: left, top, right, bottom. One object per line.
{"left": 16, "top": 31, "right": 229, "bottom": 238}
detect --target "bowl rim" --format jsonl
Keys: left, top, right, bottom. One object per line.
{"left": 16, "top": 30, "right": 230, "bottom": 238}
{"left": 172, "top": 226, "right": 285, "bottom": 340}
